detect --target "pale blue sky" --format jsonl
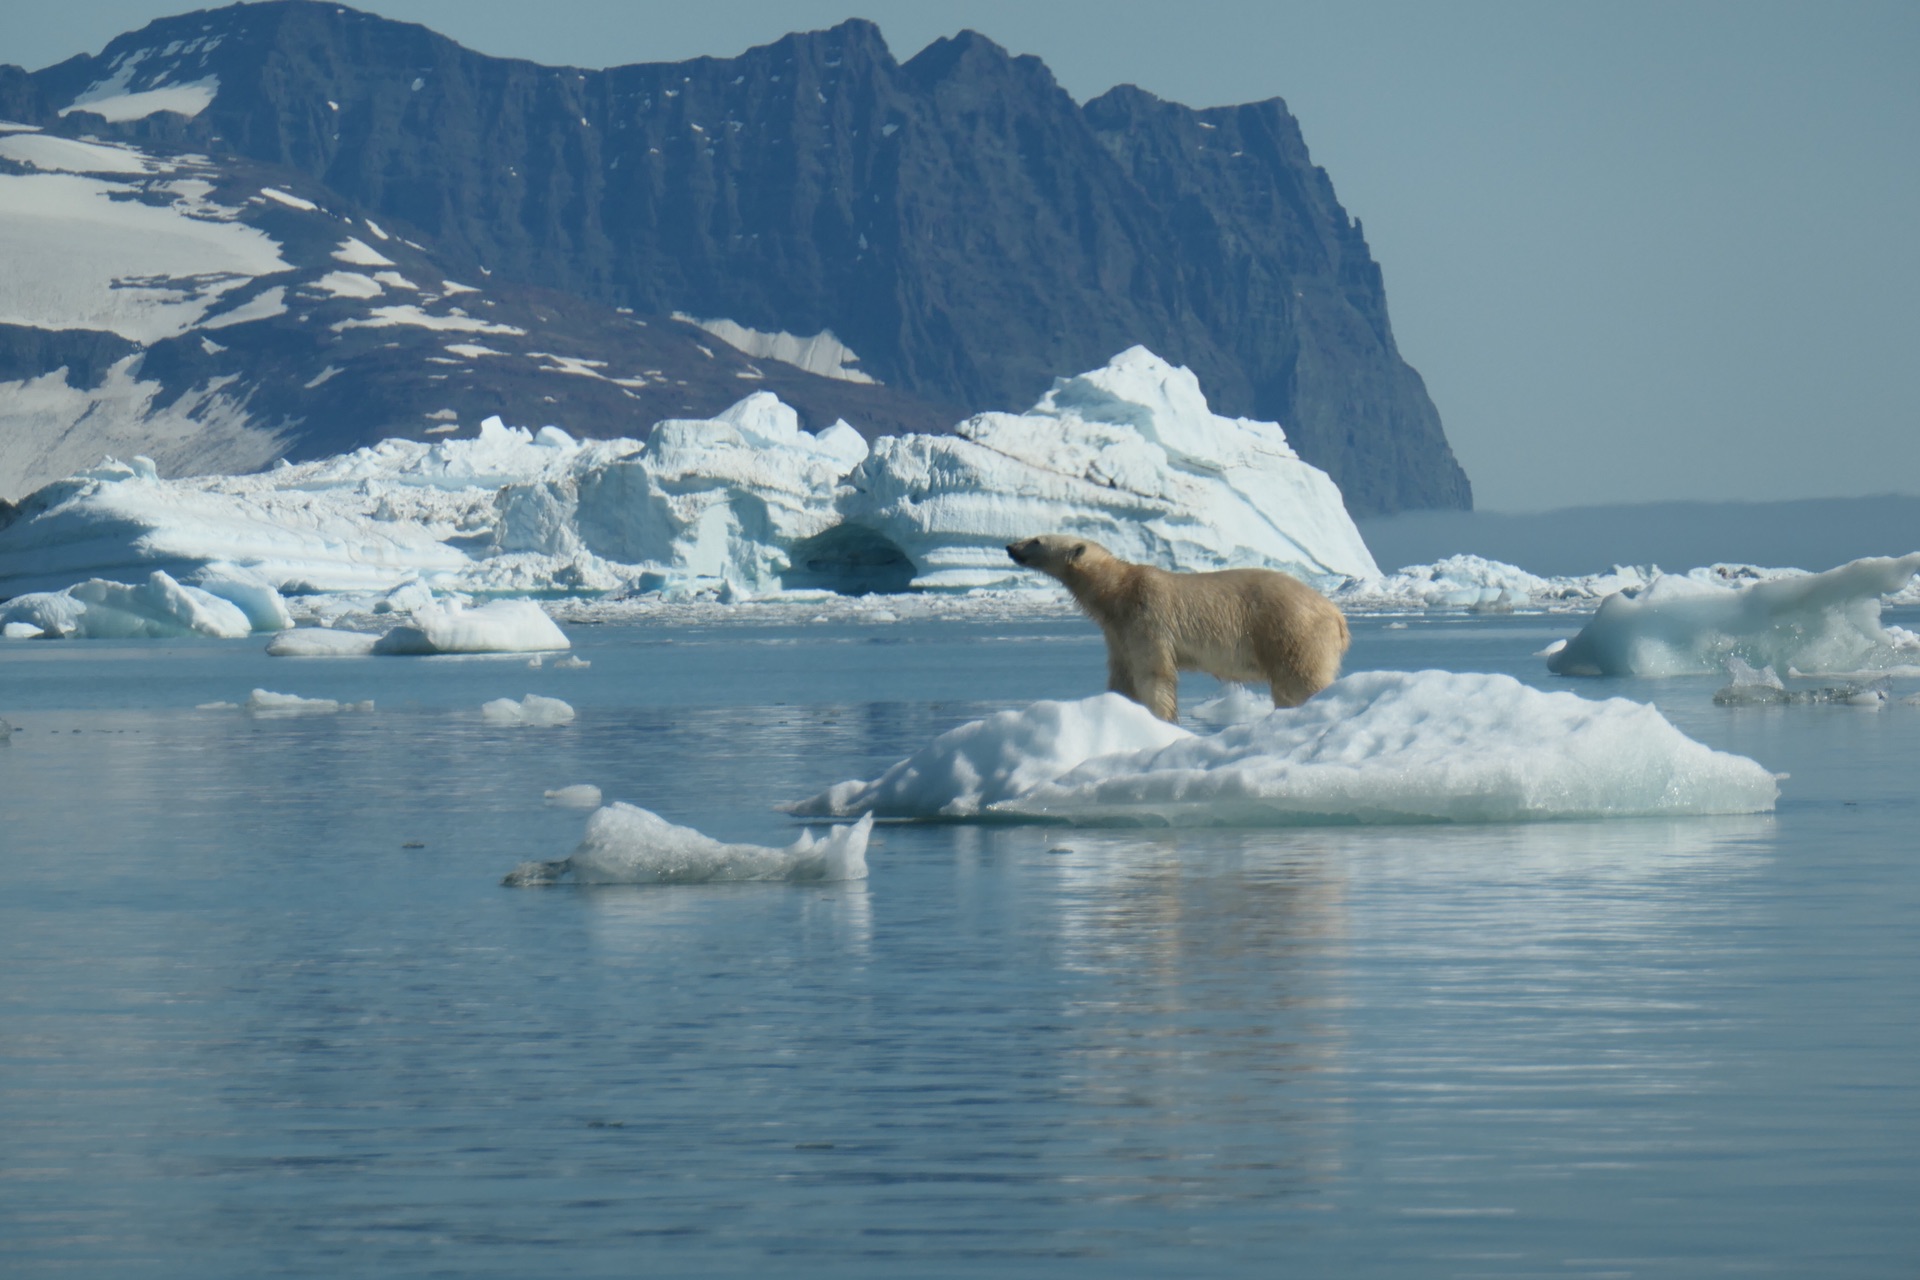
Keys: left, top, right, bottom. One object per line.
{"left": 12, "top": 1, "right": 1919, "bottom": 511}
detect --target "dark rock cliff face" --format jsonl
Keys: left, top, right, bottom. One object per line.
{"left": 29, "top": 1, "right": 1471, "bottom": 513}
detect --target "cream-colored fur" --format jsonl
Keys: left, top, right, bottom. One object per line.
{"left": 1006, "top": 534, "right": 1351, "bottom": 722}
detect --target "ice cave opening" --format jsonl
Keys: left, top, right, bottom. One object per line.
{"left": 782, "top": 523, "right": 917, "bottom": 595}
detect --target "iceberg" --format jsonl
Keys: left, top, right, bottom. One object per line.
{"left": 1547, "top": 554, "right": 1920, "bottom": 677}
{"left": 790, "top": 673, "right": 1779, "bottom": 826}
{"left": 503, "top": 807, "right": 872, "bottom": 885}
{"left": 0, "top": 570, "right": 252, "bottom": 639}
{"left": 835, "top": 346, "right": 1378, "bottom": 590}
{"left": 0, "top": 350, "right": 1375, "bottom": 610}
{"left": 480, "top": 694, "right": 575, "bottom": 726}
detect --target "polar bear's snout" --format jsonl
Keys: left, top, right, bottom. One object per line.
{"left": 1006, "top": 540, "right": 1033, "bottom": 565}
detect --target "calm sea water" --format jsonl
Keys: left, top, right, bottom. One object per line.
{"left": 3, "top": 610, "right": 1917, "bottom": 1278}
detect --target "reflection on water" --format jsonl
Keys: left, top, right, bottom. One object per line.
{"left": 2, "top": 619, "right": 1917, "bottom": 1277}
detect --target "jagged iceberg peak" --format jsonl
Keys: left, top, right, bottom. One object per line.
{"left": 844, "top": 347, "right": 1379, "bottom": 590}
{"left": 1030, "top": 345, "right": 1297, "bottom": 469}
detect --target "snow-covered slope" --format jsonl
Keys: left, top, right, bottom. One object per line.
{"left": 0, "top": 123, "right": 961, "bottom": 503}
{"left": 0, "top": 350, "right": 1377, "bottom": 606}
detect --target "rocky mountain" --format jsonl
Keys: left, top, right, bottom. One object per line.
{"left": 2, "top": 1, "right": 1470, "bottom": 514}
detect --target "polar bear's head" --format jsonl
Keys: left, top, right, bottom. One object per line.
{"left": 1006, "top": 534, "right": 1115, "bottom": 582}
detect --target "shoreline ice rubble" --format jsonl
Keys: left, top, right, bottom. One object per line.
{"left": 0, "top": 349, "right": 1377, "bottom": 621}
{"left": 786, "top": 674, "right": 1780, "bottom": 827}
{"left": 504, "top": 807, "right": 873, "bottom": 886}
{"left": 1546, "top": 553, "right": 1920, "bottom": 678}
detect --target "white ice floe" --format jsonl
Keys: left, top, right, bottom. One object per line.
{"left": 0, "top": 570, "right": 253, "bottom": 639}
{"left": 544, "top": 784, "right": 603, "bottom": 808}
{"left": 371, "top": 599, "right": 569, "bottom": 654}
{"left": 790, "top": 673, "right": 1779, "bottom": 826}
{"left": 481, "top": 694, "right": 575, "bottom": 726}
{"left": 783, "top": 693, "right": 1194, "bottom": 819}
{"left": 3, "top": 621, "right": 44, "bottom": 639}
{"left": 245, "top": 688, "right": 372, "bottom": 715}
{"left": 1547, "top": 554, "right": 1920, "bottom": 677}
{"left": 504, "top": 806, "right": 873, "bottom": 885}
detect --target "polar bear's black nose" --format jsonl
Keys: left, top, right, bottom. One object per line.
{"left": 1006, "top": 542, "right": 1028, "bottom": 564}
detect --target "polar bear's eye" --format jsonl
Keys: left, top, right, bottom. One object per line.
{"left": 1070, "top": 544, "right": 1086, "bottom": 560}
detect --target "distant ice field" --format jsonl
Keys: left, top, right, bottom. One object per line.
{"left": 3, "top": 611, "right": 1918, "bottom": 1277}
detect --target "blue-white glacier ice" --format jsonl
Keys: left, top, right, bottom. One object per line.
{"left": 0, "top": 349, "right": 1377, "bottom": 613}
{"left": 504, "top": 807, "right": 873, "bottom": 885}
{"left": 788, "top": 673, "right": 1780, "bottom": 826}
{"left": 1547, "top": 553, "right": 1920, "bottom": 677}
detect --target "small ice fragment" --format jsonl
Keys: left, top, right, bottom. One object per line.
{"left": 267, "top": 627, "right": 380, "bottom": 656}
{"left": 247, "top": 689, "right": 344, "bottom": 715}
{"left": 544, "top": 784, "right": 603, "bottom": 808}
{"left": 196, "top": 700, "right": 240, "bottom": 710}
{"left": 527, "top": 654, "right": 544, "bottom": 668}
{"left": 482, "top": 694, "right": 575, "bottom": 726}
{"left": 553, "top": 655, "right": 590, "bottom": 669}
{"left": 503, "top": 806, "right": 873, "bottom": 885}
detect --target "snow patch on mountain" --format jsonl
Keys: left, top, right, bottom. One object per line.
{"left": 676, "top": 315, "right": 877, "bottom": 384}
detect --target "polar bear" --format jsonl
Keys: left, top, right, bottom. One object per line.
{"left": 1006, "top": 535, "right": 1350, "bottom": 722}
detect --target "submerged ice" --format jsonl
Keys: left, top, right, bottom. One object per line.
{"left": 504, "top": 806, "right": 872, "bottom": 885}
{"left": 789, "top": 673, "right": 1779, "bottom": 827}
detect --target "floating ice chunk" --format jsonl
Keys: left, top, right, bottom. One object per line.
{"left": 266, "top": 627, "right": 380, "bottom": 657}
{"left": 373, "top": 599, "right": 569, "bottom": 654}
{"left": 794, "top": 675, "right": 1778, "bottom": 827}
{"left": 3, "top": 621, "right": 43, "bottom": 639}
{"left": 504, "top": 806, "right": 873, "bottom": 885}
{"left": 481, "top": 694, "right": 575, "bottom": 726}
{"left": 784, "top": 693, "right": 1190, "bottom": 819}
{"left": 246, "top": 688, "right": 372, "bottom": 715}
{"left": 0, "top": 571, "right": 251, "bottom": 639}
{"left": 1549, "top": 554, "right": 1920, "bottom": 677}
{"left": 992, "top": 673, "right": 1779, "bottom": 825}
{"left": 543, "top": 784, "right": 603, "bottom": 808}
{"left": 553, "top": 655, "right": 590, "bottom": 669}
{"left": 1715, "top": 655, "right": 1892, "bottom": 707}
{"left": 527, "top": 654, "right": 543, "bottom": 668}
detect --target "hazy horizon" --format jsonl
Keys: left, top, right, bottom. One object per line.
{"left": 11, "top": 0, "right": 1919, "bottom": 512}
